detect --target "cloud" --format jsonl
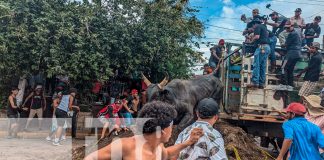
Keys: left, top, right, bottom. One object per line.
{"left": 223, "top": 0, "right": 232, "bottom": 5}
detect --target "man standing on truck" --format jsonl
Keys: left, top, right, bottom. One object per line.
{"left": 281, "top": 21, "right": 301, "bottom": 88}
{"left": 276, "top": 103, "right": 324, "bottom": 160}
{"left": 208, "top": 39, "right": 225, "bottom": 78}
{"left": 297, "top": 42, "right": 323, "bottom": 97}
{"left": 246, "top": 17, "right": 271, "bottom": 89}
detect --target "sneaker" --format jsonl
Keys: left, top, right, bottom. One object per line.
{"left": 46, "top": 136, "right": 52, "bottom": 142}
{"left": 52, "top": 141, "right": 62, "bottom": 146}
{"left": 60, "top": 135, "right": 66, "bottom": 141}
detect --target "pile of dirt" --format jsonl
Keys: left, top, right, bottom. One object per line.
{"left": 215, "top": 121, "right": 266, "bottom": 160}
{"left": 73, "top": 122, "right": 269, "bottom": 160}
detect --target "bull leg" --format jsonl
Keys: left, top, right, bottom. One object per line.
{"left": 177, "top": 112, "right": 195, "bottom": 132}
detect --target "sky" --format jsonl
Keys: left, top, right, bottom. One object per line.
{"left": 188, "top": 0, "right": 324, "bottom": 61}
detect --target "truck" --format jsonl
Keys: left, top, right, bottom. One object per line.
{"left": 219, "top": 42, "right": 324, "bottom": 140}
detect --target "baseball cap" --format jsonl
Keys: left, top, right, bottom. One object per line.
{"left": 295, "top": 8, "right": 302, "bottom": 12}
{"left": 218, "top": 39, "right": 225, "bottom": 45}
{"left": 311, "top": 42, "right": 321, "bottom": 49}
{"left": 196, "top": 98, "right": 219, "bottom": 118}
{"left": 285, "top": 103, "right": 306, "bottom": 115}
{"left": 131, "top": 89, "right": 138, "bottom": 95}
{"left": 35, "top": 85, "right": 43, "bottom": 90}
{"left": 269, "top": 11, "right": 278, "bottom": 17}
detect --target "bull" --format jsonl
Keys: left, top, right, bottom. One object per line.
{"left": 142, "top": 72, "right": 224, "bottom": 132}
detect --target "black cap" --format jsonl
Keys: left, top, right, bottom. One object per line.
{"left": 197, "top": 98, "right": 219, "bottom": 118}
{"left": 315, "top": 16, "right": 321, "bottom": 21}
{"left": 269, "top": 11, "right": 278, "bottom": 17}
{"left": 295, "top": 8, "right": 302, "bottom": 12}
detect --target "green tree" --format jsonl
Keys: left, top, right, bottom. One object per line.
{"left": 0, "top": 0, "right": 203, "bottom": 95}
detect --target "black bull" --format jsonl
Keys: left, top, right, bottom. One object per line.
{"left": 142, "top": 73, "right": 224, "bottom": 131}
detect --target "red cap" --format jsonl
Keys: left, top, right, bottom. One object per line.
{"left": 285, "top": 103, "right": 306, "bottom": 115}
{"left": 131, "top": 89, "right": 138, "bottom": 95}
{"left": 219, "top": 39, "right": 225, "bottom": 45}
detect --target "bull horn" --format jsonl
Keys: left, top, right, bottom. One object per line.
{"left": 158, "top": 72, "right": 169, "bottom": 89}
{"left": 141, "top": 72, "right": 152, "bottom": 86}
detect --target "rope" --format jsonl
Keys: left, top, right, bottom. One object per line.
{"left": 227, "top": 145, "right": 242, "bottom": 160}
{"left": 258, "top": 148, "right": 277, "bottom": 160}
{"left": 228, "top": 145, "right": 276, "bottom": 160}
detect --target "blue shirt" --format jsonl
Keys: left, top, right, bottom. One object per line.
{"left": 282, "top": 117, "right": 324, "bottom": 160}
{"left": 57, "top": 95, "right": 70, "bottom": 112}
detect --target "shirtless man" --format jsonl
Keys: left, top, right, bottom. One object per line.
{"left": 84, "top": 101, "right": 203, "bottom": 160}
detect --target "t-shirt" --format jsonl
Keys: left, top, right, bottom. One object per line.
{"left": 285, "top": 30, "right": 301, "bottom": 50}
{"left": 7, "top": 97, "right": 18, "bottom": 116}
{"left": 209, "top": 45, "right": 224, "bottom": 63}
{"left": 175, "top": 121, "right": 228, "bottom": 160}
{"left": 272, "top": 16, "right": 288, "bottom": 36}
{"left": 57, "top": 95, "right": 70, "bottom": 112}
{"left": 304, "top": 52, "right": 323, "bottom": 82}
{"left": 304, "top": 23, "right": 321, "bottom": 37}
{"left": 253, "top": 24, "right": 269, "bottom": 45}
{"left": 282, "top": 117, "right": 324, "bottom": 160}
{"left": 31, "top": 94, "right": 43, "bottom": 109}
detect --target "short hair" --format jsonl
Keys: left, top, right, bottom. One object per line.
{"left": 138, "top": 101, "right": 177, "bottom": 134}
{"left": 69, "top": 88, "right": 77, "bottom": 94}
{"left": 11, "top": 86, "right": 19, "bottom": 91}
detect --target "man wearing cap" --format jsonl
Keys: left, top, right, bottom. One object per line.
{"left": 281, "top": 21, "right": 302, "bottom": 88}
{"left": 276, "top": 103, "right": 324, "bottom": 160}
{"left": 209, "top": 39, "right": 225, "bottom": 78}
{"left": 266, "top": 11, "right": 288, "bottom": 49}
{"left": 297, "top": 42, "right": 323, "bottom": 97}
{"left": 174, "top": 98, "right": 228, "bottom": 160}
{"left": 303, "top": 16, "right": 321, "bottom": 47}
{"left": 289, "top": 8, "right": 305, "bottom": 38}
{"left": 247, "top": 16, "right": 271, "bottom": 89}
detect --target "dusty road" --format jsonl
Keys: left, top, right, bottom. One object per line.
{"left": 0, "top": 138, "right": 86, "bottom": 160}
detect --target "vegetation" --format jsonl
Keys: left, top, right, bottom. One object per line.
{"left": 0, "top": 0, "right": 204, "bottom": 101}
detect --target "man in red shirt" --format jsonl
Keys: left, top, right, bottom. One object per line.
{"left": 98, "top": 100, "right": 123, "bottom": 139}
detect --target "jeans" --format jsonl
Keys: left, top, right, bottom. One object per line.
{"left": 269, "top": 36, "right": 277, "bottom": 63}
{"left": 252, "top": 44, "right": 271, "bottom": 86}
{"left": 281, "top": 50, "right": 301, "bottom": 86}
{"left": 208, "top": 60, "right": 220, "bottom": 78}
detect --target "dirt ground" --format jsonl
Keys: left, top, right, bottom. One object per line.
{"left": 73, "top": 121, "right": 277, "bottom": 160}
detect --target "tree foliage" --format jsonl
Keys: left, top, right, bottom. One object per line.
{"left": 0, "top": 0, "right": 203, "bottom": 88}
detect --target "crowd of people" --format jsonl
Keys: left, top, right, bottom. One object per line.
{"left": 6, "top": 80, "right": 80, "bottom": 146}
{"left": 4, "top": 6, "right": 324, "bottom": 160}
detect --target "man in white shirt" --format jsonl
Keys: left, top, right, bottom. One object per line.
{"left": 174, "top": 98, "right": 228, "bottom": 160}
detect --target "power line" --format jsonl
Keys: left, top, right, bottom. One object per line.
{"left": 202, "top": 37, "right": 244, "bottom": 41}
{"left": 204, "top": 24, "right": 243, "bottom": 32}
{"left": 306, "top": 10, "right": 324, "bottom": 19}
{"left": 271, "top": 0, "right": 324, "bottom": 7}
